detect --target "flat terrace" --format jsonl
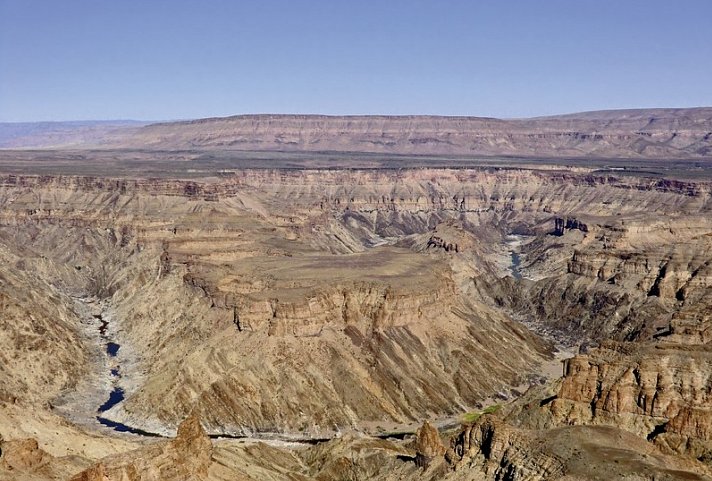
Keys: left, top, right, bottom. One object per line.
{"left": 0, "top": 148, "right": 711, "bottom": 180}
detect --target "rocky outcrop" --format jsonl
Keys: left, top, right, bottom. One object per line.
{"left": 459, "top": 418, "right": 565, "bottom": 480}
{"left": 426, "top": 235, "right": 459, "bottom": 253}
{"left": 549, "top": 341, "right": 712, "bottom": 462}
{"left": 413, "top": 421, "right": 446, "bottom": 468}
{"left": 70, "top": 463, "right": 113, "bottom": 481}
{"left": 69, "top": 413, "right": 213, "bottom": 481}
{"left": 0, "top": 438, "right": 49, "bottom": 472}
{"left": 170, "top": 413, "right": 213, "bottom": 477}
{"left": 553, "top": 217, "right": 588, "bottom": 236}
{"left": 450, "top": 417, "right": 712, "bottom": 480}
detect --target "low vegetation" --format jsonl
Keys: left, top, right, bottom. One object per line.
{"left": 462, "top": 404, "right": 501, "bottom": 423}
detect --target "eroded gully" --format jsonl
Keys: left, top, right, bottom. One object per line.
{"left": 55, "top": 297, "right": 329, "bottom": 445}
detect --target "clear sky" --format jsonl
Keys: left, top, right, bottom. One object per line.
{"left": 1, "top": 0, "right": 711, "bottom": 121}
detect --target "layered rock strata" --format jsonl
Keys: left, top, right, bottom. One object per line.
{"left": 0, "top": 164, "right": 711, "bottom": 480}
{"left": 88, "top": 109, "right": 712, "bottom": 159}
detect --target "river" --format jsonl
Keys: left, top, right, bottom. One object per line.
{"left": 60, "top": 252, "right": 571, "bottom": 445}
{"left": 92, "top": 311, "right": 163, "bottom": 436}
{"left": 504, "top": 234, "right": 528, "bottom": 279}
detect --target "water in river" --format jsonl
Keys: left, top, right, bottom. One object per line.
{"left": 505, "top": 234, "right": 528, "bottom": 279}
{"left": 510, "top": 251, "right": 523, "bottom": 279}
{"left": 93, "top": 312, "right": 162, "bottom": 437}
{"left": 106, "top": 342, "right": 120, "bottom": 356}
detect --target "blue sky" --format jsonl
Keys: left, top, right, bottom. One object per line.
{"left": 1, "top": 0, "right": 711, "bottom": 121}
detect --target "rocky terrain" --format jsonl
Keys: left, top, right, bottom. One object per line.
{"left": 3, "top": 107, "right": 712, "bottom": 159}
{"left": 0, "top": 111, "right": 711, "bottom": 480}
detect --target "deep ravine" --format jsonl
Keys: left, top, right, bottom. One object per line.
{"left": 63, "top": 258, "right": 571, "bottom": 446}
{"left": 93, "top": 312, "right": 162, "bottom": 437}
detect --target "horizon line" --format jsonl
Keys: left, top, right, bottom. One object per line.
{"left": 2, "top": 105, "right": 712, "bottom": 124}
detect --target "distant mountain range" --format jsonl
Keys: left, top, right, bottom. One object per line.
{"left": 0, "top": 120, "right": 149, "bottom": 149}
{"left": 2, "top": 108, "right": 712, "bottom": 159}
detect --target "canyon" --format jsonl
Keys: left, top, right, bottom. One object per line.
{"left": 0, "top": 109, "right": 711, "bottom": 480}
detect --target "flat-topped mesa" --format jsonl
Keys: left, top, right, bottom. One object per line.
{"left": 95, "top": 109, "right": 712, "bottom": 159}
{"left": 206, "top": 280, "right": 457, "bottom": 336}
{"left": 4, "top": 108, "right": 712, "bottom": 157}
{"left": 268, "top": 282, "right": 456, "bottom": 337}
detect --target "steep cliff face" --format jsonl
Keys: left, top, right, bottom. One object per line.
{"left": 450, "top": 418, "right": 565, "bottom": 479}
{"left": 444, "top": 417, "right": 711, "bottom": 480}
{"left": 502, "top": 206, "right": 712, "bottom": 344}
{"left": 549, "top": 339, "right": 712, "bottom": 462}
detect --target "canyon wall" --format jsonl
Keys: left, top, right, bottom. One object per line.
{"left": 1, "top": 165, "right": 711, "bottom": 479}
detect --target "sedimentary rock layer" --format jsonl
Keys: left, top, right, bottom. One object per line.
{"left": 94, "top": 108, "right": 712, "bottom": 158}
{"left": 4, "top": 108, "right": 712, "bottom": 158}
{"left": 1, "top": 163, "right": 711, "bottom": 480}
